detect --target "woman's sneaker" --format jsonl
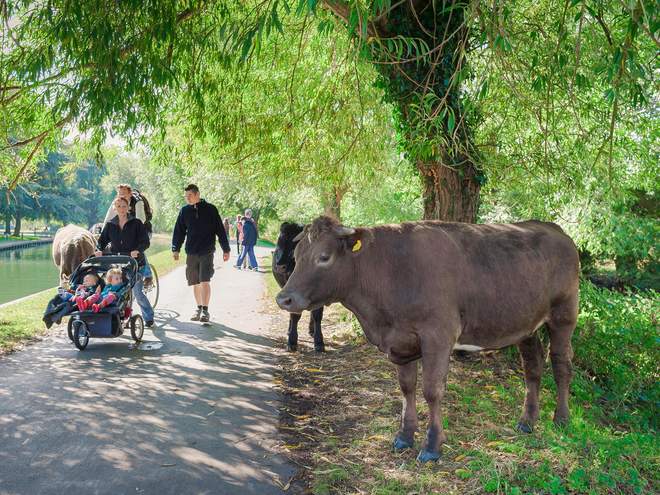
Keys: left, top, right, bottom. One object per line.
{"left": 200, "top": 309, "right": 210, "bottom": 322}
{"left": 191, "top": 308, "right": 202, "bottom": 321}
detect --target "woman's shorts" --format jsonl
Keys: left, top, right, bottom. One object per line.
{"left": 185, "top": 252, "right": 215, "bottom": 286}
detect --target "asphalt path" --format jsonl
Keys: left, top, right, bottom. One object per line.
{"left": 0, "top": 246, "right": 294, "bottom": 495}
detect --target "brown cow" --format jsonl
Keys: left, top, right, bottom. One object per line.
{"left": 276, "top": 216, "right": 579, "bottom": 462}
{"left": 52, "top": 224, "right": 96, "bottom": 285}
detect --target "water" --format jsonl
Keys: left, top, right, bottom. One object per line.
{"left": 0, "top": 244, "right": 59, "bottom": 305}
{"left": 0, "top": 236, "right": 172, "bottom": 306}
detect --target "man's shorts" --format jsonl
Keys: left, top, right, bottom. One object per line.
{"left": 185, "top": 252, "right": 215, "bottom": 286}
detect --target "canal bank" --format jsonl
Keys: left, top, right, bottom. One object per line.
{"left": 0, "top": 238, "right": 53, "bottom": 252}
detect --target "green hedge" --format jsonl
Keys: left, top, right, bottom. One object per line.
{"left": 573, "top": 281, "right": 659, "bottom": 427}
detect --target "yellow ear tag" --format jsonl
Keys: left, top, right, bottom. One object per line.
{"left": 352, "top": 239, "right": 362, "bottom": 252}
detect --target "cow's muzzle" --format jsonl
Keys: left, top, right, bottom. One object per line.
{"left": 276, "top": 290, "right": 309, "bottom": 314}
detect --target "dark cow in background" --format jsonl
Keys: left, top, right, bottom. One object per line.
{"left": 52, "top": 224, "right": 96, "bottom": 286}
{"left": 277, "top": 216, "right": 579, "bottom": 462}
{"left": 272, "top": 222, "right": 325, "bottom": 352}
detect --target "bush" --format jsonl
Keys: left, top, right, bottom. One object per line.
{"left": 573, "top": 281, "right": 659, "bottom": 426}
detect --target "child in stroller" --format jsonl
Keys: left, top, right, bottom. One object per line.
{"left": 60, "top": 273, "right": 102, "bottom": 311}
{"left": 89, "top": 268, "right": 124, "bottom": 313}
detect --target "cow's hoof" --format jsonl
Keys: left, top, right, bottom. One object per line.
{"left": 287, "top": 344, "right": 297, "bottom": 352}
{"left": 314, "top": 345, "right": 325, "bottom": 353}
{"left": 393, "top": 436, "right": 414, "bottom": 451}
{"left": 416, "top": 449, "right": 441, "bottom": 463}
{"left": 516, "top": 421, "right": 533, "bottom": 434}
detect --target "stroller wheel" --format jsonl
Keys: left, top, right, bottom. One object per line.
{"left": 130, "top": 315, "right": 144, "bottom": 342}
{"left": 67, "top": 318, "right": 75, "bottom": 342}
{"left": 73, "top": 320, "right": 90, "bottom": 351}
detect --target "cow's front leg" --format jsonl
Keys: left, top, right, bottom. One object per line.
{"left": 418, "top": 344, "right": 452, "bottom": 462}
{"left": 287, "top": 313, "right": 302, "bottom": 352}
{"left": 310, "top": 307, "right": 325, "bottom": 352}
{"left": 394, "top": 360, "right": 418, "bottom": 451}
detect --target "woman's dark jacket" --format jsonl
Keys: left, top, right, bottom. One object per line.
{"left": 97, "top": 216, "right": 150, "bottom": 265}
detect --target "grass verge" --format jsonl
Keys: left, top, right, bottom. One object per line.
{"left": 0, "top": 249, "right": 185, "bottom": 354}
{"left": 265, "top": 280, "right": 659, "bottom": 494}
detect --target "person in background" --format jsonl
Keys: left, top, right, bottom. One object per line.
{"left": 171, "top": 184, "right": 231, "bottom": 322}
{"left": 223, "top": 217, "right": 231, "bottom": 243}
{"left": 234, "top": 209, "right": 259, "bottom": 271}
{"left": 235, "top": 214, "right": 243, "bottom": 257}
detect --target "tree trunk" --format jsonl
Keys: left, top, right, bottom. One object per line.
{"left": 4, "top": 212, "right": 10, "bottom": 234}
{"left": 419, "top": 159, "right": 481, "bottom": 222}
{"left": 13, "top": 212, "right": 21, "bottom": 236}
{"left": 12, "top": 193, "right": 21, "bottom": 236}
{"left": 322, "top": 186, "right": 344, "bottom": 220}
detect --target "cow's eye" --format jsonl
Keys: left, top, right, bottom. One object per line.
{"left": 318, "top": 254, "right": 331, "bottom": 264}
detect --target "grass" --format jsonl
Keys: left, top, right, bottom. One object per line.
{"left": 0, "top": 249, "right": 186, "bottom": 353}
{"left": 266, "top": 281, "right": 659, "bottom": 494}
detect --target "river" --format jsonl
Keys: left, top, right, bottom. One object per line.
{"left": 0, "top": 236, "right": 173, "bottom": 306}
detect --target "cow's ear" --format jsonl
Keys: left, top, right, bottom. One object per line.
{"left": 342, "top": 229, "right": 367, "bottom": 255}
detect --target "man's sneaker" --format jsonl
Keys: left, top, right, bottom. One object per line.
{"left": 190, "top": 308, "right": 202, "bottom": 321}
{"left": 146, "top": 320, "right": 154, "bottom": 328}
{"left": 200, "top": 310, "right": 210, "bottom": 323}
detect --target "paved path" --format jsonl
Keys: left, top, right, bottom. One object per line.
{"left": 0, "top": 247, "right": 294, "bottom": 495}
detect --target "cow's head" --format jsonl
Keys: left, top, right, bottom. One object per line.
{"left": 276, "top": 216, "right": 369, "bottom": 313}
{"left": 272, "top": 222, "right": 304, "bottom": 276}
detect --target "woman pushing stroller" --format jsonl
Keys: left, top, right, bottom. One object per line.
{"left": 95, "top": 196, "right": 155, "bottom": 327}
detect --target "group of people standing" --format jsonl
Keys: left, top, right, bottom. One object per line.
{"left": 95, "top": 182, "right": 259, "bottom": 325}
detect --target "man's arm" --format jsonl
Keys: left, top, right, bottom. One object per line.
{"left": 134, "top": 200, "right": 146, "bottom": 223}
{"left": 171, "top": 209, "right": 186, "bottom": 253}
{"left": 103, "top": 204, "right": 116, "bottom": 224}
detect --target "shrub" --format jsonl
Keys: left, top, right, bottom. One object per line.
{"left": 573, "top": 281, "right": 659, "bottom": 426}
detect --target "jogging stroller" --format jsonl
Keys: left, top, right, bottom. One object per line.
{"left": 66, "top": 255, "right": 144, "bottom": 351}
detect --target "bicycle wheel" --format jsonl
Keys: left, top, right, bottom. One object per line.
{"left": 142, "top": 264, "right": 159, "bottom": 309}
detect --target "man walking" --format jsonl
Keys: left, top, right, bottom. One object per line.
{"left": 172, "top": 184, "right": 231, "bottom": 322}
{"left": 235, "top": 209, "right": 259, "bottom": 271}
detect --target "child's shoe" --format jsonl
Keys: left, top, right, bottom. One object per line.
{"left": 92, "top": 304, "right": 101, "bottom": 313}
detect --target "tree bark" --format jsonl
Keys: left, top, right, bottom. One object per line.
{"left": 12, "top": 194, "right": 21, "bottom": 236}
{"left": 4, "top": 212, "right": 10, "bottom": 234}
{"left": 13, "top": 212, "right": 21, "bottom": 236}
{"left": 419, "top": 159, "right": 481, "bottom": 222}
{"left": 322, "top": 185, "right": 344, "bottom": 220}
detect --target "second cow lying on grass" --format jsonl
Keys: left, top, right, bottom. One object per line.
{"left": 272, "top": 222, "right": 325, "bottom": 352}
{"left": 277, "top": 216, "right": 579, "bottom": 463}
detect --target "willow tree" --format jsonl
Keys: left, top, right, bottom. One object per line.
{"left": 1, "top": 1, "right": 656, "bottom": 221}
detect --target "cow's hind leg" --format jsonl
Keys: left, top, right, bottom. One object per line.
{"left": 516, "top": 334, "right": 545, "bottom": 433}
{"left": 394, "top": 360, "right": 418, "bottom": 451}
{"left": 548, "top": 297, "right": 578, "bottom": 426}
{"left": 287, "top": 313, "right": 302, "bottom": 352}
{"left": 310, "top": 307, "right": 325, "bottom": 352}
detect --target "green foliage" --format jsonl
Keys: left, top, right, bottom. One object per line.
{"left": 574, "top": 281, "right": 659, "bottom": 426}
